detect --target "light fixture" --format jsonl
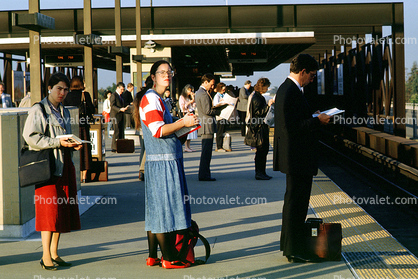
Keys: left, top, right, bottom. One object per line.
{"left": 144, "top": 39, "right": 157, "bottom": 52}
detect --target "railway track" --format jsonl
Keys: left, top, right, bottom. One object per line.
{"left": 317, "top": 141, "right": 418, "bottom": 256}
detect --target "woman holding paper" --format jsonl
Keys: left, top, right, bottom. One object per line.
{"left": 22, "top": 72, "right": 82, "bottom": 270}
{"left": 135, "top": 60, "right": 198, "bottom": 269}
{"left": 212, "top": 82, "right": 230, "bottom": 152}
{"left": 247, "top": 77, "right": 274, "bottom": 180}
{"left": 179, "top": 84, "right": 197, "bottom": 152}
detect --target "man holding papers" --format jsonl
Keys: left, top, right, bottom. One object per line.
{"left": 195, "top": 73, "right": 220, "bottom": 181}
{"left": 273, "top": 54, "right": 331, "bottom": 263}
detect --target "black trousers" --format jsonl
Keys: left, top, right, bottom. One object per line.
{"left": 216, "top": 119, "right": 227, "bottom": 149}
{"left": 238, "top": 110, "right": 246, "bottom": 136}
{"left": 255, "top": 133, "right": 269, "bottom": 175}
{"left": 111, "top": 116, "right": 125, "bottom": 150}
{"left": 280, "top": 174, "right": 313, "bottom": 257}
{"left": 199, "top": 135, "right": 214, "bottom": 179}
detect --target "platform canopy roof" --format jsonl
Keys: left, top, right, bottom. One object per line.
{"left": 0, "top": 3, "right": 403, "bottom": 75}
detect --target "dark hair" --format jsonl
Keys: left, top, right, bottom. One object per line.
{"left": 0, "top": 82, "right": 4, "bottom": 87}
{"left": 48, "top": 72, "right": 70, "bottom": 88}
{"left": 150, "top": 60, "right": 171, "bottom": 76}
{"left": 181, "top": 84, "right": 194, "bottom": 98}
{"left": 201, "top": 73, "right": 215, "bottom": 84}
{"left": 254, "top": 78, "right": 271, "bottom": 93}
{"left": 70, "top": 76, "right": 85, "bottom": 91}
{"left": 116, "top": 82, "right": 125, "bottom": 89}
{"left": 106, "top": 90, "right": 112, "bottom": 96}
{"left": 244, "top": 80, "right": 252, "bottom": 85}
{"left": 290, "top": 54, "right": 318, "bottom": 74}
{"left": 144, "top": 75, "right": 153, "bottom": 89}
{"left": 216, "top": 82, "right": 226, "bottom": 92}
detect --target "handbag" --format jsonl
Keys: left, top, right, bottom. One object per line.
{"left": 19, "top": 103, "right": 56, "bottom": 188}
{"left": 244, "top": 98, "right": 263, "bottom": 147}
{"left": 79, "top": 92, "right": 94, "bottom": 126}
{"left": 244, "top": 124, "right": 263, "bottom": 147}
{"left": 264, "top": 105, "right": 275, "bottom": 127}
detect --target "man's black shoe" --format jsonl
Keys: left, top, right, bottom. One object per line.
{"left": 286, "top": 255, "right": 323, "bottom": 263}
{"left": 111, "top": 149, "right": 117, "bottom": 153}
{"left": 198, "top": 177, "right": 216, "bottom": 181}
{"left": 139, "top": 172, "right": 145, "bottom": 181}
{"left": 286, "top": 255, "right": 310, "bottom": 263}
{"left": 255, "top": 173, "right": 272, "bottom": 180}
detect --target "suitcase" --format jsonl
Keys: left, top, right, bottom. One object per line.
{"left": 305, "top": 218, "right": 342, "bottom": 261}
{"left": 116, "top": 139, "right": 135, "bottom": 153}
{"left": 89, "top": 159, "right": 108, "bottom": 182}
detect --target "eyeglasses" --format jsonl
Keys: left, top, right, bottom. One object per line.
{"left": 156, "top": 70, "right": 175, "bottom": 77}
{"left": 309, "top": 72, "right": 317, "bottom": 78}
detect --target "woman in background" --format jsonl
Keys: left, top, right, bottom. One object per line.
{"left": 63, "top": 76, "right": 95, "bottom": 183}
{"left": 102, "top": 90, "right": 112, "bottom": 138}
{"left": 179, "top": 84, "right": 197, "bottom": 152}
{"left": 247, "top": 77, "right": 274, "bottom": 180}
{"left": 23, "top": 72, "right": 82, "bottom": 270}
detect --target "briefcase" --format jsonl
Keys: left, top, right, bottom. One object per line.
{"left": 89, "top": 159, "right": 108, "bottom": 182}
{"left": 116, "top": 139, "right": 135, "bottom": 153}
{"left": 305, "top": 218, "right": 342, "bottom": 261}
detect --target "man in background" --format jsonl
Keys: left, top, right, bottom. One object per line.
{"left": 122, "top": 82, "right": 135, "bottom": 128}
{"left": 236, "top": 80, "right": 252, "bottom": 136}
{"left": 110, "top": 82, "right": 128, "bottom": 152}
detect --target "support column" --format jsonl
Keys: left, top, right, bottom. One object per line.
{"left": 136, "top": 0, "right": 142, "bottom": 89}
{"left": 84, "top": 0, "right": 94, "bottom": 102}
{"left": 392, "top": 3, "right": 406, "bottom": 137}
{"left": 115, "top": 0, "right": 123, "bottom": 83}
{"left": 28, "top": 0, "right": 41, "bottom": 104}
{"left": 3, "top": 53, "right": 12, "bottom": 96}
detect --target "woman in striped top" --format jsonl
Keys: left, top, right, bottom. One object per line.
{"left": 136, "top": 60, "right": 198, "bottom": 269}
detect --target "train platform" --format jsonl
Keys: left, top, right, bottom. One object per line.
{"left": 1, "top": 130, "right": 417, "bottom": 279}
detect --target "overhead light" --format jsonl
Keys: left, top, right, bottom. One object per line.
{"left": 144, "top": 39, "right": 156, "bottom": 49}
{"left": 185, "top": 55, "right": 192, "bottom": 58}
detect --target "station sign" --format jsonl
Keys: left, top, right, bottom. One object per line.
{"left": 45, "top": 54, "right": 84, "bottom": 67}
{"left": 228, "top": 51, "right": 268, "bottom": 63}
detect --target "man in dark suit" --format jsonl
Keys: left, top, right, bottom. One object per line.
{"left": 195, "top": 73, "right": 218, "bottom": 181}
{"left": 273, "top": 54, "right": 331, "bottom": 263}
{"left": 122, "top": 82, "right": 135, "bottom": 128}
{"left": 110, "top": 82, "right": 128, "bottom": 152}
{"left": 236, "top": 80, "right": 252, "bottom": 136}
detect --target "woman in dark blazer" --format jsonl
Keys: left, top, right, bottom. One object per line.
{"left": 247, "top": 78, "right": 274, "bottom": 180}
{"left": 63, "top": 76, "right": 95, "bottom": 183}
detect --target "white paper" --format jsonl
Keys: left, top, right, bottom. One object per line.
{"left": 312, "top": 107, "right": 345, "bottom": 118}
{"left": 56, "top": 134, "right": 91, "bottom": 144}
{"left": 217, "top": 95, "right": 238, "bottom": 120}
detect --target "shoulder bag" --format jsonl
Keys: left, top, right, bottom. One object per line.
{"left": 244, "top": 98, "right": 263, "bottom": 147}
{"left": 19, "top": 103, "right": 56, "bottom": 187}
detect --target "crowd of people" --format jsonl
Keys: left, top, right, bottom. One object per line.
{"left": 21, "top": 53, "right": 333, "bottom": 271}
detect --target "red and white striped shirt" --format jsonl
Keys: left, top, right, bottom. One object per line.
{"left": 140, "top": 91, "right": 166, "bottom": 138}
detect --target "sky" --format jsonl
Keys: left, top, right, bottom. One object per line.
{"left": 1, "top": 0, "right": 417, "bottom": 90}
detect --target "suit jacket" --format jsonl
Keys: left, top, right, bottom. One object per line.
{"left": 273, "top": 78, "right": 321, "bottom": 176}
{"left": 110, "top": 92, "right": 125, "bottom": 122}
{"left": 236, "top": 86, "right": 250, "bottom": 112}
{"left": 195, "top": 86, "right": 218, "bottom": 135}
{"left": 122, "top": 90, "right": 134, "bottom": 106}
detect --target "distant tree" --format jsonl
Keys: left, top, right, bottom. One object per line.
{"left": 405, "top": 61, "right": 418, "bottom": 103}
{"left": 98, "top": 83, "right": 117, "bottom": 101}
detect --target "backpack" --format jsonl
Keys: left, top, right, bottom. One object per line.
{"left": 175, "top": 220, "right": 211, "bottom": 265}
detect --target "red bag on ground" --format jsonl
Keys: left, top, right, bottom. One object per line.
{"left": 175, "top": 220, "right": 210, "bottom": 265}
